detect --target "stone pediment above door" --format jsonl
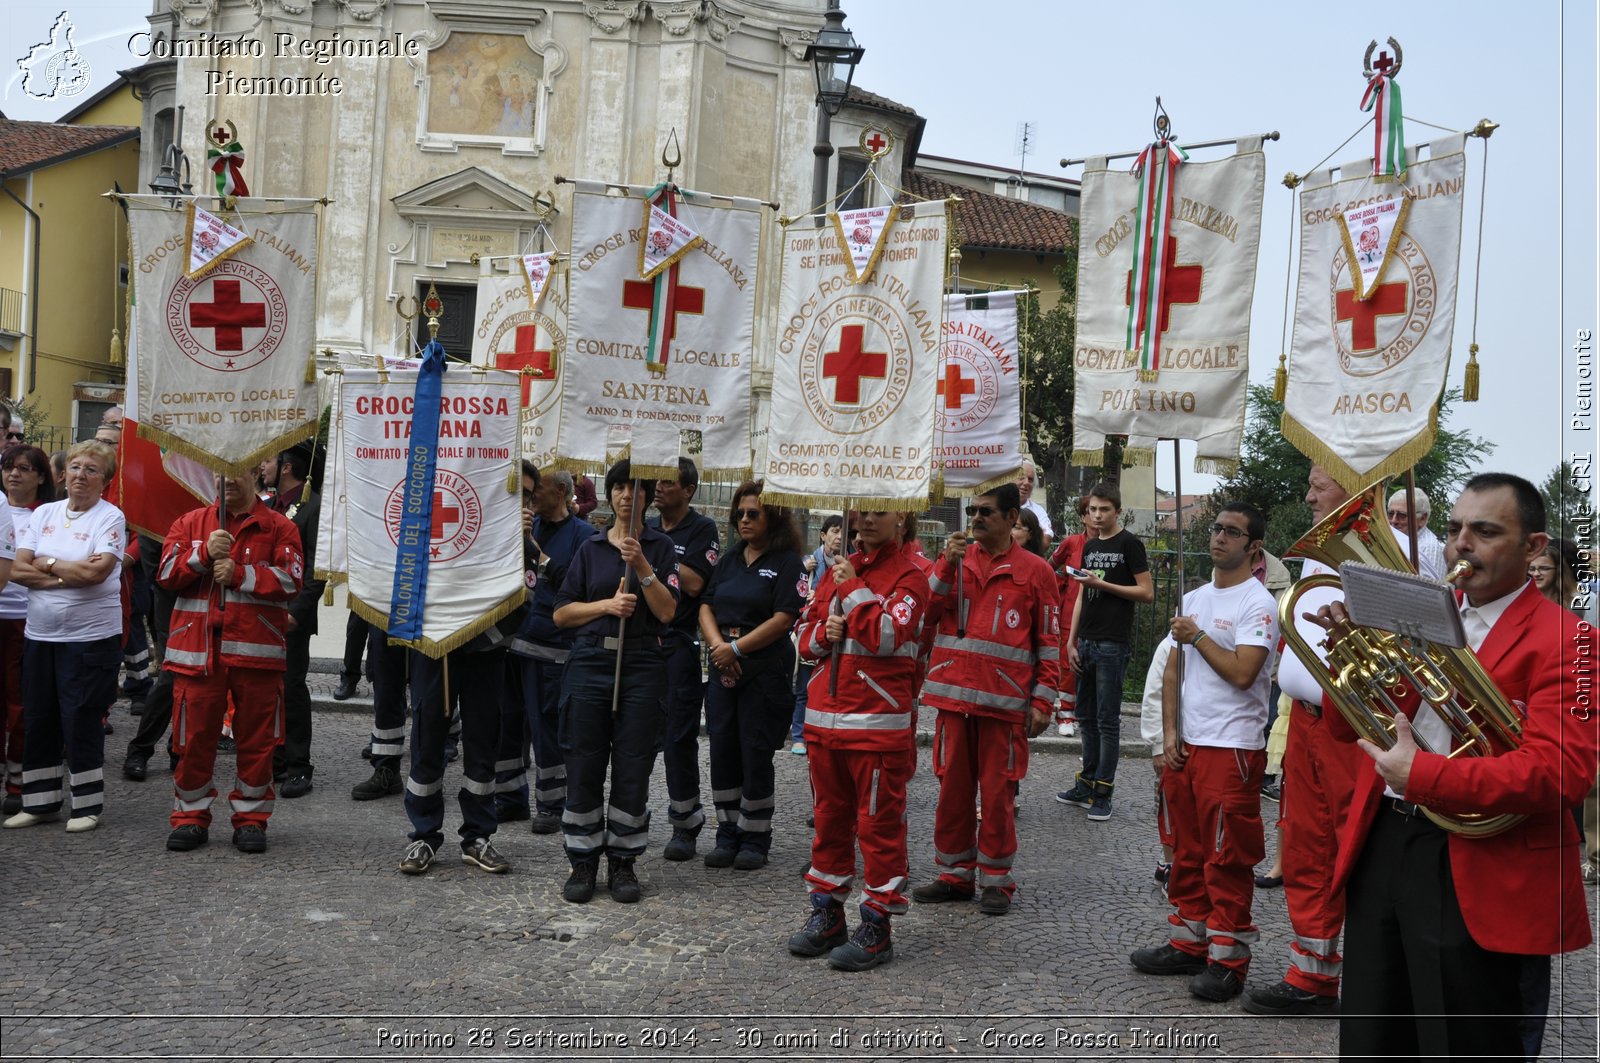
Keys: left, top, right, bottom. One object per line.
{"left": 387, "top": 167, "right": 557, "bottom": 298}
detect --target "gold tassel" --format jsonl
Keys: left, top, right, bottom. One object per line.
{"left": 1136, "top": 369, "right": 1159, "bottom": 383}
{"left": 1463, "top": 343, "right": 1480, "bottom": 402}
{"left": 1273, "top": 353, "right": 1287, "bottom": 402}
{"left": 109, "top": 328, "right": 123, "bottom": 366}
{"left": 322, "top": 583, "right": 335, "bottom": 606}
{"left": 305, "top": 348, "right": 318, "bottom": 384}
{"left": 507, "top": 462, "right": 518, "bottom": 493}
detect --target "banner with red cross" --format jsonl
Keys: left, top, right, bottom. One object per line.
{"left": 762, "top": 199, "right": 950, "bottom": 510}
{"left": 563, "top": 181, "right": 763, "bottom": 480}
{"left": 935, "top": 290, "right": 1026, "bottom": 493}
{"left": 1283, "top": 140, "right": 1465, "bottom": 492}
{"left": 325, "top": 368, "right": 525, "bottom": 655}
{"left": 126, "top": 198, "right": 320, "bottom": 474}
{"left": 1071, "top": 138, "right": 1266, "bottom": 474}
{"left": 470, "top": 258, "right": 567, "bottom": 471}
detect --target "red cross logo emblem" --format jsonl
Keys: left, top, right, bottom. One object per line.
{"left": 1124, "top": 234, "right": 1203, "bottom": 342}
{"left": 494, "top": 324, "right": 555, "bottom": 407}
{"left": 937, "top": 362, "right": 977, "bottom": 410}
{"left": 384, "top": 469, "right": 482, "bottom": 564}
{"left": 166, "top": 259, "right": 286, "bottom": 372}
{"left": 822, "top": 325, "right": 888, "bottom": 405}
{"left": 1335, "top": 281, "right": 1408, "bottom": 353}
{"left": 189, "top": 279, "right": 266, "bottom": 352}
{"left": 866, "top": 132, "right": 887, "bottom": 153}
{"left": 622, "top": 277, "right": 704, "bottom": 366}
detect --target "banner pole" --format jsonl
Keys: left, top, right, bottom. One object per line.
{"left": 611, "top": 478, "right": 643, "bottom": 716}
{"left": 1170, "top": 438, "right": 1186, "bottom": 741}
{"left": 827, "top": 507, "right": 853, "bottom": 697}
{"left": 1404, "top": 469, "right": 1421, "bottom": 573}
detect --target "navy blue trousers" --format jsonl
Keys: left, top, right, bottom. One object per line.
{"left": 403, "top": 648, "right": 503, "bottom": 851}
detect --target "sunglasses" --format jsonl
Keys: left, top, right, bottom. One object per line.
{"left": 736, "top": 508, "right": 763, "bottom": 522}
{"left": 1209, "top": 522, "right": 1250, "bottom": 540}
{"left": 3, "top": 464, "right": 38, "bottom": 474}
{"left": 3, "top": 432, "right": 22, "bottom": 441}
{"left": 964, "top": 504, "right": 999, "bottom": 517}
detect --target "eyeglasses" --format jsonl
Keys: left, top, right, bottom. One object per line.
{"left": 965, "top": 504, "right": 998, "bottom": 517}
{"left": 66, "top": 463, "right": 104, "bottom": 477}
{"left": 736, "top": 508, "right": 763, "bottom": 522}
{"left": 1528, "top": 565, "right": 1557, "bottom": 576}
{"left": 1209, "top": 522, "right": 1250, "bottom": 540}
{"left": 2, "top": 464, "right": 38, "bottom": 474}
{"left": 3, "top": 431, "right": 22, "bottom": 442}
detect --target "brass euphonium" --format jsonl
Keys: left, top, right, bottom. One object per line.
{"left": 1279, "top": 479, "right": 1525, "bottom": 838}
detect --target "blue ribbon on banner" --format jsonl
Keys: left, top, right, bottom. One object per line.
{"left": 388, "top": 339, "right": 448, "bottom": 643}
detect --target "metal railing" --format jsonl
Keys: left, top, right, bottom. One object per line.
{"left": 0, "top": 288, "right": 23, "bottom": 336}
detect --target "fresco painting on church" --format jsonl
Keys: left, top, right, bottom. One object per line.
{"left": 428, "top": 33, "right": 542, "bottom": 138}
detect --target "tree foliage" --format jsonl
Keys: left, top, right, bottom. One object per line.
{"left": 1540, "top": 461, "right": 1597, "bottom": 547}
{"left": 1016, "top": 255, "right": 1077, "bottom": 507}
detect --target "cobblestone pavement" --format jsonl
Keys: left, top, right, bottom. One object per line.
{"left": 3, "top": 688, "right": 1595, "bottom": 1062}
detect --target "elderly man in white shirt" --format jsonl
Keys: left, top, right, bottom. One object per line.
{"left": 1016, "top": 459, "right": 1053, "bottom": 546}
{"left": 1386, "top": 487, "right": 1446, "bottom": 581}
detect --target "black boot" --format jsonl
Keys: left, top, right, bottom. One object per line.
{"left": 827, "top": 908, "right": 893, "bottom": 971}
{"left": 787, "top": 895, "right": 848, "bottom": 957}
{"left": 607, "top": 856, "right": 642, "bottom": 904}
{"left": 562, "top": 861, "right": 598, "bottom": 904}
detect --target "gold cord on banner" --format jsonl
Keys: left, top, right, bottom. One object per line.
{"left": 1275, "top": 172, "right": 1301, "bottom": 403}
{"left": 1462, "top": 120, "right": 1495, "bottom": 401}
{"left": 109, "top": 200, "right": 123, "bottom": 365}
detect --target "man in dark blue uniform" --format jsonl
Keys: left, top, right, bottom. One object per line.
{"left": 553, "top": 461, "right": 679, "bottom": 903}
{"left": 645, "top": 458, "right": 720, "bottom": 860}
{"left": 498, "top": 465, "right": 596, "bottom": 832}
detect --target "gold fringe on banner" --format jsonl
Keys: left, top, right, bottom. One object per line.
{"left": 1280, "top": 406, "right": 1439, "bottom": 496}
{"left": 1194, "top": 456, "right": 1241, "bottom": 477}
{"left": 761, "top": 489, "right": 927, "bottom": 513}
{"left": 1070, "top": 448, "right": 1107, "bottom": 468}
{"left": 314, "top": 569, "right": 348, "bottom": 588}
{"left": 1273, "top": 353, "right": 1288, "bottom": 402}
{"left": 1121, "top": 447, "right": 1157, "bottom": 468}
{"left": 349, "top": 587, "right": 527, "bottom": 660}
{"left": 1463, "top": 343, "right": 1480, "bottom": 401}
{"left": 134, "top": 418, "right": 319, "bottom": 479}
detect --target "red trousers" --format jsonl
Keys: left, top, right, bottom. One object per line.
{"left": 930, "top": 710, "right": 1028, "bottom": 896}
{"left": 805, "top": 743, "right": 915, "bottom": 918}
{"left": 171, "top": 648, "right": 283, "bottom": 830}
{"left": 1278, "top": 702, "right": 1361, "bottom": 995}
{"left": 1054, "top": 626, "right": 1078, "bottom": 723}
{"left": 1, "top": 617, "right": 24, "bottom": 794}
{"left": 1163, "top": 745, "right": 1266, "bottom": 977}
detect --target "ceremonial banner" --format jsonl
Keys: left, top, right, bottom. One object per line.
{"left": 313, "top": 371, "right": 348, "bottom": 585}
{"left": 471, "top": 261, "right": 567, "bottom": 471}
{"left": 1071, "top": 138, "right": 1266, "bottom": 474}
{"left": 764, "top": 199, "right": 949, "bottom": 509}
{"left": 127, "top": 197, "right": 320, "bottom": 474}
{"left": 1283, "top": 140, "right": 1465, "bottom": 491}
{"left": 335, "top": 368, "right": 523, "bottom": 655}
{"left": 563, "top": 183, "right": 762, "bottom": 479}
{"left": 936, "top": 290, "right": 1025, "bottom": 492}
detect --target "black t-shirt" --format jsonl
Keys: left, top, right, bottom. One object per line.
{"left": 702, "top": 546, "right": 805, "bottom": 659}
{"left": 1077, "top": 529, "right": 1149, "bottom": 644}
{"left": 555, "top": 525, "right": 681, "bottom": 640}
{"left": 646, "top": 506, "right": 720, "bottom": 632}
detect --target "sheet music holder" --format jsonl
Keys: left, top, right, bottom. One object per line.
{"left": 1339, "top": 561, "right": 1466, "bottom": 649}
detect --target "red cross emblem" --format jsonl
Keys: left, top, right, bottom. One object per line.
{"left": 866, "top": 132, "right": 887, "bottom": 153}
{"left": 1124, "top": 234, "right": 1203, "bottom": 341}
{"left": 189, "top": 279, "right": 267, "bottom": 352}
{"left": 937, "top": 362, "right": 976, "bottom": 410}
{"left": 1335, "top": 281, "right": 1408, "bottom": 352}
{"left": 822, "top": 324, "right": 888, "bottom": 404}
{"left": 1372, "top": 50, "right": 1395, "bottom": 76}
{"left": 494, "top": 324, "right": 554, "bottom": 406}
{"left": 428, "top": 490, "right": 462, "bottom": 557}
{"left": 622, "top": 277, "right": 705, "bottom": 359}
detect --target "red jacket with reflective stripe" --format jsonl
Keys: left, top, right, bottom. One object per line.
{"left": 923, "top": 542, "right": 1061, "bottom": 722}
{"left": 157, "top": 501, "right": 303, "bottom": 675}
{"left": 797, "top": 541, "right": 929, "bottom": 751}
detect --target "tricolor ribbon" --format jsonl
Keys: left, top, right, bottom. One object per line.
{"left": 1126, "top": 139, "right": 1188, "bottom": 379}
{"left": 1361, "top": 73, "right": 1405, "bottom": 179}
{"left": 207, "top": 141, "right": 250, "bottom": 198}
{"left": 643, "top": 183, "right": 686, "bottom": 375}
{"left": 387, "top": 339, "right": 447, "bottom": 643}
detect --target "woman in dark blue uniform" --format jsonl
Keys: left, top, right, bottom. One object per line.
{"left": 697, "top": 480, "right": 805, "bottom": 870}
{"left": 553, "top": 460, "right": 679, "bottom": 903}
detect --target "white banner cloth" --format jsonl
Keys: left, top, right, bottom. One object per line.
{"left": 333, "top": 369, "right": 524, "bottom": 654}
{"left": 763, "top": 200, "right": 948, "bottom": 509}
{"left": 1283, "top": 142, "right": 1465, "bottom": 492}
{"left": 127, "top": 198, "right": 320, "bottom": 473}
{"left": 563, "top": 186, "right": 760, "bottom": 478}
{"left": 1072, "top": 141, "right": 1265, "bottom": 474}
{"left": 936, "top": 290, "right": 1025, "bottom": 492}
{"left": 470, "top": 263, "right": 567, "bottom": 471}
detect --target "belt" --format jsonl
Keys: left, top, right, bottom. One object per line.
{"left": 1385, "top": 796, "right": 1429, "bottom": 819}
{"left": 1294, "top": 697, "right": 1322, "bottom": 720}
{"left": 720, "top": 626, "right": 745, "bottom": 640}
{"left": 574, "top": 634, "right": 662, "bottom": 652}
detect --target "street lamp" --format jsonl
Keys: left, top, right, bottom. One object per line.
{"left": 149, "top": 104, "right": 193, "bottom": 206}
{"left": 804, "top": 2, "right": 863, "bottom": 227}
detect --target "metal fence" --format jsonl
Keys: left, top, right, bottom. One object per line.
{"left": 4, "top": 422, "right": 79, "bottom": 456}
{"left": 1121, "top": 546, "right": 1215, "bottom": 699}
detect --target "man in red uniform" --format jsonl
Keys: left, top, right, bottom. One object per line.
{"left": 1046, "top": 495, "right": 1090, "bottom": 736}
{"left": 1320, "top": 472, "right": 1596, "bottom": 1060}
{"left": 788, "top": 510, "right": 928, "bottom": 971}
{"left": 912, "top": 482, "right": 1058, "bottom": 915}
{"left": 157, "top": 473, "right": 302, "bottom": 854}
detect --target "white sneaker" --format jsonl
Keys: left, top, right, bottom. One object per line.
{"left": 4, "top": 810, "right": 58, "bottom": 829}
{"left": 66, "top": 814, "right": 101, "bottom": 833}
{"left": 1057, "top": 722, "right": 1075, "bottom": 737}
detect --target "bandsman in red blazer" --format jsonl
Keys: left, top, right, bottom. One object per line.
{"left": 1313, "top": 472, "right": 1596, "bottom": 1061}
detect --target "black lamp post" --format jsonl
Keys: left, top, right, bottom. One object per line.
{"left": 149, "top": 104, "right": 193, "bottom": 206}
{"left": 804, "top": 2, "right": 864, "bottom": 227}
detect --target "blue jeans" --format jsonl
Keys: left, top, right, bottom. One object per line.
{"left": 1074, "top": 638, "right": 1130, "bottom": 787}
{"left": 790, "top": 662, "right": 814, "bottom": 742}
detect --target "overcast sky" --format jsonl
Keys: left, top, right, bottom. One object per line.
{"left": 5, "top": 0, "right": 1595, "bottom": 498}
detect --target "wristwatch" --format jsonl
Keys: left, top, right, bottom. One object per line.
{"left": 44, "top": 557, "right": 57, "bottom": 572}
{"left": 639, "top": 570, "right": 657, "bottom": 589}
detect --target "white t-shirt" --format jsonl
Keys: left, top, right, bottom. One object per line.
{"left": 0, "top": 503, "right": 32, "bottom": 620}
{"left": 1138, "top": 637, "right": 1174, "bottom": 755}
{"left": 1021, "top": 499, "right": 1054, "bottom": 539}
{"left": 17, "top": 498, "right": 125, "bottom": 641}
{"left": 1169, "top": 577, "right": 1280, "bottom": 748}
